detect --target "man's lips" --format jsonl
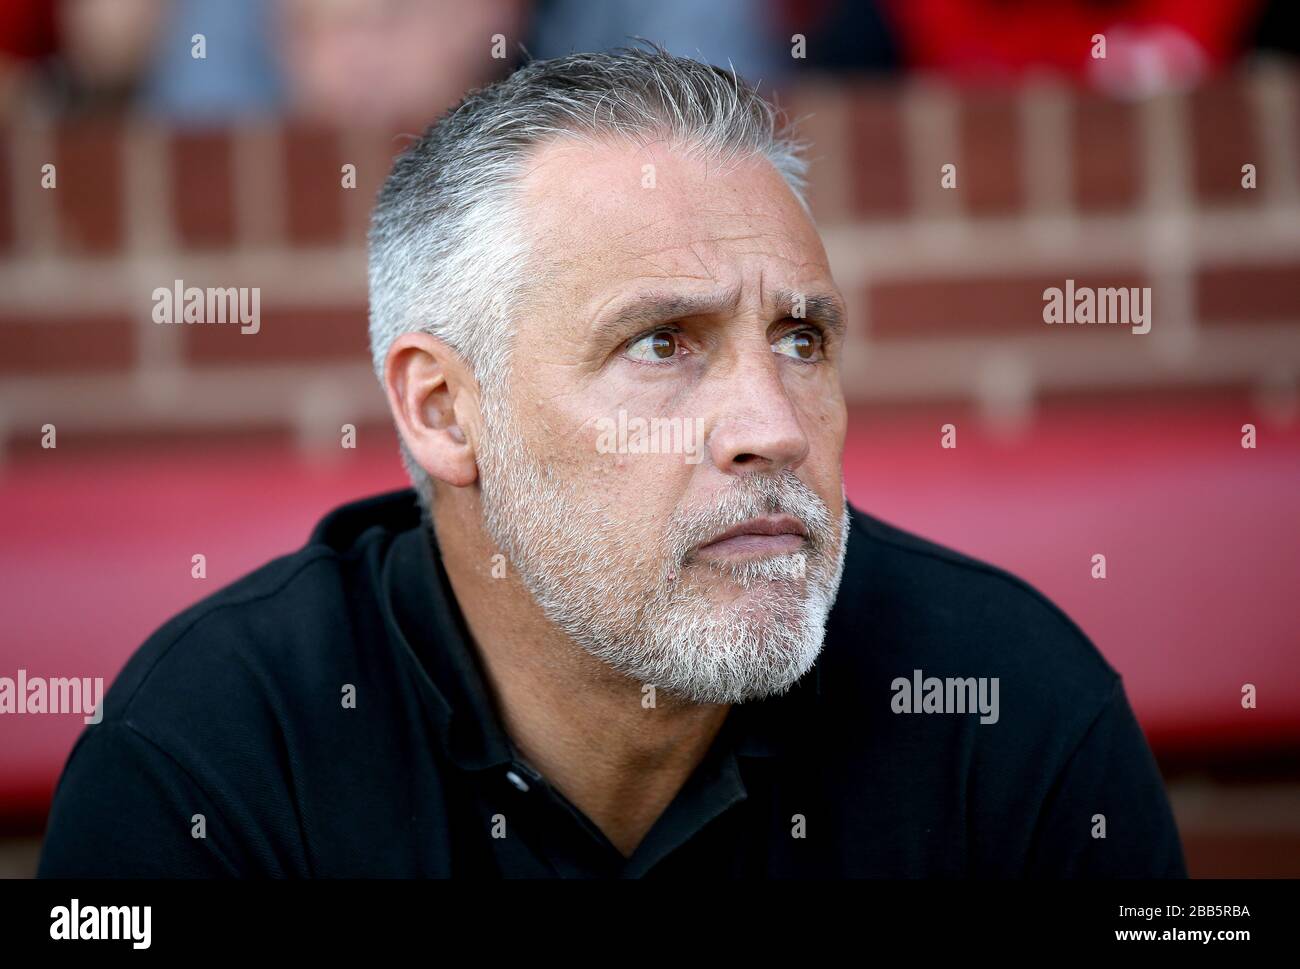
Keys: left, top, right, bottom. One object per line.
{"left": 694, "top": 514, "right": 808, "bottom": 561}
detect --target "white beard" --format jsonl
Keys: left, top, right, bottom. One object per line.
{"left": 475, "top": 395, "right": 850, "bottom": 705}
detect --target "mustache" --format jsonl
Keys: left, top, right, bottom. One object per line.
{"left": 669, "top": 471, "right": 835, "bottom": 567}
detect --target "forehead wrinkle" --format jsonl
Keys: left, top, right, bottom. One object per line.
{"left": 610, "top": 247, "right": 718, "bottom": 285}
{"left": 694, "top": 203, "right": 804, "bottom": 238}
{"left": 687, "top": 239, "right": 718, "bottom": 284}
{"left": 610, "top": 236, "right": 807, "bottom": 279}
{"left": 695, "top": 232, "right": 773, "bottom": 245}
{"left": 609, "top": 215, "right": 677, "bottom": 243}
{"left": 615, "top": 226, "right": 811, "bottom": 278}
{"left": 604, "top": 238, "right": 720, "bottom": 285}
{"left": 696, "top": 202, "right": 792, "bottom": 223}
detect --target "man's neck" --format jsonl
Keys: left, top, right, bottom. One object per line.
{"left": 433, "top": 501, "right": 729, "bottom": 858}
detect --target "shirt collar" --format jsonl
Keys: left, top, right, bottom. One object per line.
{"left": 382, "top": 511, "right": 518, "bottom": 772}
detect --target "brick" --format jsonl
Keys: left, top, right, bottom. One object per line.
{"left": 846, "top": 81, "right": 909, "bottom": 218}
{"left": 0, "top": 313, "right": 134, "bottom": 374}
{"left": 1072, "top": 93, "right": 1141, "bottom": 210}
{"left": 958, "top": 89, "right": 1023, "bottom": 215}
{"left": 1197, "top": 264, "right": 1300, "bottom": 323}
{"left": 170, "top": 129, "right": 236, "bottom": 248}
{"left": 780, "top": 83, "right": 853, "bottom": 225}
{"left": 284, "top": 125, "right": 346, "bottom": 246}
{"left": 182, "top": 303, "right": 367, "bottom": 364}
{"left": 0, "top": 129, "right": 12, "bottom": 254}
{"left": 866, "top": 271, "right": 1148, "bottom": 338}
{"left": 341, "top": 127, "right": 407, "bottom": 246}
{"left": 54, "top": 122, "right": 123, "bottom": 254}
{"left": 356, "top": 129, "right": 403, "bottom": 201}
{"left": 1191, "top": 78, "right": 1261, "bottom": 205}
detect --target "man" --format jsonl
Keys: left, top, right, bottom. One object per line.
{"left": 39, "top": 47, "right": 1185, "bottom": 878}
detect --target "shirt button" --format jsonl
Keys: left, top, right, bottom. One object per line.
{"left": 504, "top": 769, "right": 530, "bottom": 793}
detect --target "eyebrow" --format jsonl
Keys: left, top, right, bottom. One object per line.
{"left": 590, "top": 285, "right": 846, "bottom": 343}
{"left": 772, "top": 288, "right": 846, "bottom": 337}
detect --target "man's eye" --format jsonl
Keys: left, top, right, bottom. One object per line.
{"left": 773, "top": 328, "right": 822, "bottom": 361}
{"left": 625, "top": 329, "right": 681, "bottom": 362}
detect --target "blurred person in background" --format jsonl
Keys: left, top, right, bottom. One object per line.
{"left": 528, "top": 0, "right": 899, "bottom": 79}
{"left": 147, "top": 0, "right": 528, "bottom": 126}
{"left": 528, "top": 0, "right": 787, "bottom": 84}
{"left": 0, "top": 0, "right": 1286, "bottom": 122}
{"left": 275, "top": 0, "right": 528, "bottom": 127}
{"left": 141, "top": 0, "right": 282, "bottom": 120}
{"left": 0, "top": 0, "right": 166, "bottom": 117}
{"left": 0, "top": 0, "right": 56, "bottom": 115}
{"left": 881, "top": 0, "right": 1268, "bottom": 94}
{"left": 0, "top": 0, "right": 528, "bottom": 125}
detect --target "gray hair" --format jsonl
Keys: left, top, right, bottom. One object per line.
{"left": 366, "top": 44, "right": 810, "bottom": 515}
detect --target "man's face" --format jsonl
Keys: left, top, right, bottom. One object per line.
{"left": 475, "top": 136, "right": 850, "bottom": 705}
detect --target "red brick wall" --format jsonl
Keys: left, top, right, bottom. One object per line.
{"left": 1, "top": 66, "right": 1297, "bottom": 458}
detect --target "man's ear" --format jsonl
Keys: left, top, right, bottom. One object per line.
{"left": 384, "top": 333, "right": 481, "bottom": 488}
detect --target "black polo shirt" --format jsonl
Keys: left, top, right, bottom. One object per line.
{"left": 38, "top": 490, "right": 1186, "bottom": 878}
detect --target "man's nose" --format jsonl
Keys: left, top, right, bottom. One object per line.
{"left": 704, "top": 347, "right": 810, "bottom": 476}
